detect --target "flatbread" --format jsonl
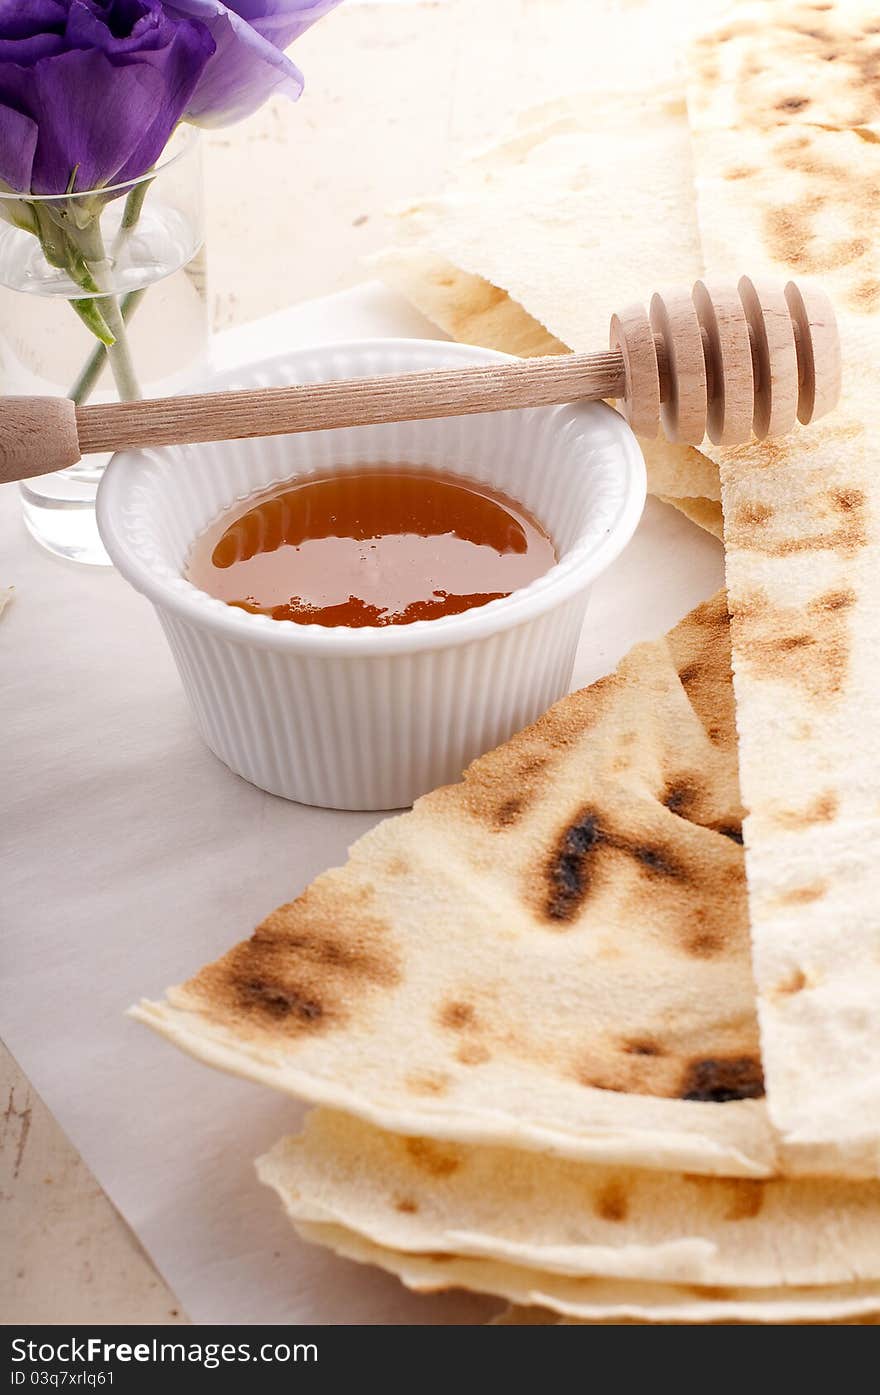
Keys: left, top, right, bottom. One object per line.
{"left": 259, "top": 1108, "right": 880, "bottom": 1287}
{"left": 690, "top": 1, "right": 880, "bottom": 132}
{"left": 493, "top": 1303, "right": 880, "bottom": 1326}
{"left": 687, "top": 27, "right": 880, "bottom": 1174}
{"left": 368, "top": 248, "right": 567, "bottom": 359}
{"left": 293, "top": 1220, "right": 880, "bottom": 1325}
{"left": 660, "top": 497, "right": 724, "bottom": 539}
{"left": 388, "top": 88, "right": 701, "bottom": 352}
{"left": 691, "top": 121, "right": 880, "bottom": 319}
{"left": 135, "top": 593, "right": 780, "bottom": 1178}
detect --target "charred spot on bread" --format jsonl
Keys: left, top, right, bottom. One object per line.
{"left": 236, "top": 978, "right": 324, "bottom": 1024}
{"left": 680, "top": 1055, "right": 765, "bottom": 1103}
{"left": 403, "top": 1137, "right": 461, "bottom": 1177}
{"left": 622, "top": 1037, "right": 664, "bottom": 1058}
{"left": 594, "top": 1181, "right": 629, "bottom": 1223}
{"left": 437, "top": 1000, "right": 477, "bottom": 1032}
{"left": 542, "top": 809, "right": 688, "bottom": 923}
{"left": 187, "top": 893, "right": 402, "bottom": 1039}
{"left": 716, "top": 822, "right": 744, "bottom": 844}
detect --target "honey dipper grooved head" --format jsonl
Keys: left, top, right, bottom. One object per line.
{"left": 736, "top": 276, "right": 799, "bottom": 440}
{"left": 784, "top": 280, "right": 841, "bottom": 427}
{"left": 692, "top": 281, "right": 754, "bottom": 446}
{"left": 612, "top": 278, "right": 841, "bottom": 447}
{"left": 648, "top": 289, "right": 708, "bottom": 446}
{"left": 609, "top": 302, "right": 660, "bottom": 439}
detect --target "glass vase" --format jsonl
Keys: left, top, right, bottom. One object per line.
{"left": 0, "top": 128, "right": 207, "bottom": 565}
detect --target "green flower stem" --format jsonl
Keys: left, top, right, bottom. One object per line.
{"left": 69, "top": 288, "right": 146, "bottom": 405}
{"left": 70, "top": 297, "right": 116, "bottom": 346}
{"left": 28, "top": 203, "right": 115, "bottom": 348}
{"left": 26, "top": 186, "right": 151, "bottom": 408}
{"left": 67, "top": 215, "right": 142, "bottom": 403}
{"left": 108, "top": 177, "right": 153, "bottom": 269}
{"left": 98, "top": 289, "right": 141, "bottom": 401}
{"left": 122, "top": 177, "right": 151, "bottom": 233}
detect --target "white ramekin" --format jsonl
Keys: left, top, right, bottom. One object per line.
{"left": 97, "top": 339, "right": 645, "bottom": 809}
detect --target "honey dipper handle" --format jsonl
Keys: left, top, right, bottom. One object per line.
{"left": 0, "top": 396, "right": 81, "bottom": 485}
{"left": 0, "top": 277, "right": 841, "bottom": 481}
{"left": 75, "top": 352, "right": 627, "bottom": 458}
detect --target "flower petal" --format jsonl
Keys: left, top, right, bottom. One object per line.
{"left": 0, "top": 33, "right": 66, "bottom": 64}
{"left": 168, "top": 1, "right": 297, "bottom": 122}
{"left": 0, "top": 0, "right": 68, "bottom": 41}
{"left": 0, "top": 103, "right": 38, "bottom": 193}
{"left": 30, "top": 48, "right": 167, "bottom": 192}
{"left": 170, "top": 1, "right": 343, "bottom": 125}
{"left": 223, "top": 0, "right": 345, "bottom": 45}
{"left": 0, "top": 11, "right": 214, "bottom": 193}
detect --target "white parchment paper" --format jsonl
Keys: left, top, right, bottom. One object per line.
{"left": 0, "top": 283, "right": 724, "bottom": 1323}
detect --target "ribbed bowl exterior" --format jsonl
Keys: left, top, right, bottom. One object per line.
{"left": 98, "top": 339, "right": 645, "bottom": 809}
{"left": 157, "top": 596, "right": 586, "bottom": 809}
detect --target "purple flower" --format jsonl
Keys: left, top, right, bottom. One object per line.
{"left": 170, "top": 1, "right": 345, "bottom": 125}
{"left": 0, "top": 1, "right": 216, "bottom": 194}
{"left": 0, "top": 1, "right": 345, "bottom": 194}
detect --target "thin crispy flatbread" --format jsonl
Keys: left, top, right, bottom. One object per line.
{"left": 691, "top": 121, "right": 880, "bottom": 319}
{"left": 687, "top": 22, "right": 880, "bottom": 1175}
{"left": 259, "top": 1108, "right": 880, "bottom": 1287}
{"left": 660, "top": 497, "right": 724, "bottom": 539}
{"left": 368, "top": 248, "right": 567, "bottom": 359}
{"left": 493, "top": 1303, "right": 880, "bottom": 1326}
{"left": 388, "top": 89, "right": 701, "bottom": 352}
{"left": 292, "top": 1220, "right": 880, "bottom": 1325}
{"left": 690, "top": 1, "right": 880, "bottom": 132}
{"left": 135, "top": 594, "right": 779, "bottom": 1178}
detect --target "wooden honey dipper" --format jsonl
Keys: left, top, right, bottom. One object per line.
{"left": 0, "top": 276, "right": 840, "bottom": 486}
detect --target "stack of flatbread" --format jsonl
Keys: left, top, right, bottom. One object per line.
{"left": 134, "top": 2, "right": 880, "bottom": 1323}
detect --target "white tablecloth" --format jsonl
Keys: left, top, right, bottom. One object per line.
{"left": 0, "top": 283, "right": 724, "bottom": 1324}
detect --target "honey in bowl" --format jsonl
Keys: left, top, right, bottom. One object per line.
{"left": 185, "top": 468, "right": 557, "bottom": 627}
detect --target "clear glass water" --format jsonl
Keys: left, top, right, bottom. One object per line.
{"left": 0, "top": 128, "right": 207, "bottom": 565}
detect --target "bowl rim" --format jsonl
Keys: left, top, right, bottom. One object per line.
{"left": 97, "top": 337, "right": 647, "bottom": 657}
